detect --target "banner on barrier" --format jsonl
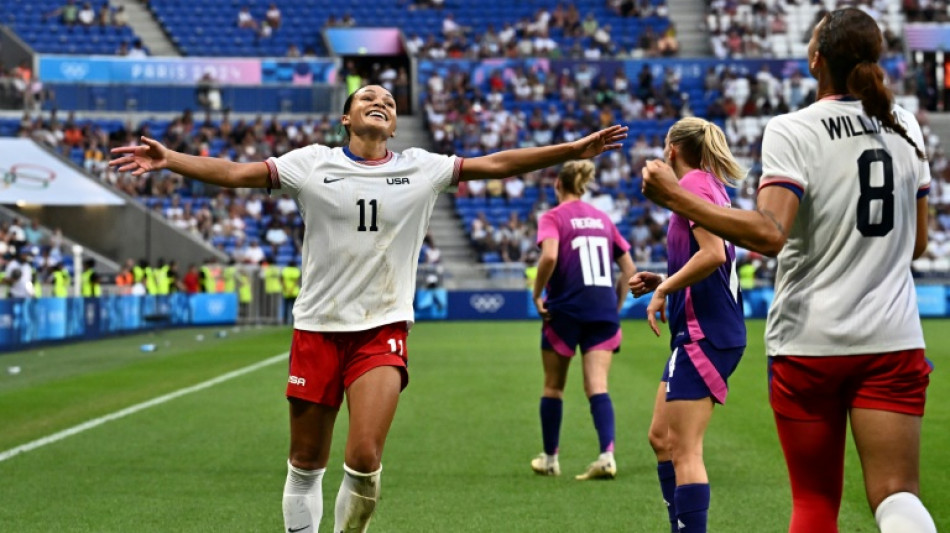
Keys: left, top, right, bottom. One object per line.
{"left": 0, "top": 293, "right": 238, "bottom": 351}
{"left": 38, "top": 55, "right": 338, "bottom": 85}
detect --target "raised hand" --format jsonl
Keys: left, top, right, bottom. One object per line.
{"left": 109, "top": 136, "right": 170, "bottom": 176}
{"left": 573, "top": 125, "right": 628, "bottom": 159}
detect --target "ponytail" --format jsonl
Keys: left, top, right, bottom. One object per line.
{"left": 818, "top": 8, "right": 926, "bottom": 161}
{"left": 847, "top": 62, "right": 926, "bottom": 161}
{"left": 667, "top": 117, "right": 746, "bottom": 185}
{"left": 699, "top": 122, "right": 747, "bottom": 184}
{"left": 558, "top": 160, "right": 596, "bottom": 196}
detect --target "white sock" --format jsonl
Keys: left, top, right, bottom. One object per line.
{"left": 334, "top": 463, "right": 382, "bottom": 533}
{"left": 874, "top": 492, "right": 936, "bottom": 533}
{"left": 282, "top": 460, "right": 325, "bottom": 533}
{"left": 599, "top": 451, "right": 615, "bottom": 463}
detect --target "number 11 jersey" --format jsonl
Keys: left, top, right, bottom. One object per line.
{"left": 266, "top": 145, "right": 461, "bottom": 332}
{"left": 758, "top": 99, "right": 930, "bottom": 356}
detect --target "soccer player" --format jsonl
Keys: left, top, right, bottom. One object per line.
{"left": 110, "top": 85, "right": 627, "bottom": 533}
{"left": 640, "top": 9, "right": 936, "bottom": 533}
{"left": 628, "top": 117, "right": 747, "bottom": 533}
{"left": 530, "top": 160, "right": 637, "bottom": 480}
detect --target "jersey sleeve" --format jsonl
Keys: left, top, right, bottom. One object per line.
{"left": 758, "top": 116, "right": 807, "bottom": 200}
{"left": 680, "top": 173, "right": 716, "bottom": 229}
{"left": 611, "top": 222, "right": 631, "bottom": 258}
{"left": 404, "top": 148, "right": 463, "bottom": 193}
{"left": 264, "top": 145, "right": 328, "bottom": 196}
{"left": 537, "top": 211, "right": 559, "bottom": 244}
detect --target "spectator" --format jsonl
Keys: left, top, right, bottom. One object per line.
{"left": 23, "top": 219, "right": 44, "bottom": 246}
{"left": 237, "top": 6, "right": 257, "bottom": 29}
{"left": 46, "top": 0, "right": 79, "bottom": 26}
{"left": 112, "top": 5, "right": 127, "bottom": 26}
{"left": 265, "top": 3, "right": 282, "bottom": 29}
{"left": 77, "top": 2, "right": 96, "bottom": 26}
{"left": 128, "top": 40, "right": 148, "bottom": 58}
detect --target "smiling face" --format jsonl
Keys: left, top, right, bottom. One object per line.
{"left": 341, "top": 85, "right": 397, "bottom": 141}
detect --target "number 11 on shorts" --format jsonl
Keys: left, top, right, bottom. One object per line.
{"left": 388, "top": 338, "right": 404, "bottom": 355}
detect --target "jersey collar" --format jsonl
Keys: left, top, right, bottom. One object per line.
{"left": 343, "top": 145, "right": 393, "bottom": 166}
{"left": 819, "top": 94, "right": 859, "bottom": 102}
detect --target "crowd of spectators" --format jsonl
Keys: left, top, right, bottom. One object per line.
{"left": 706, "top": 0, "right": 904, "bottom": 59}
{"left": 422, "top": 60, "right": 950, "bottom": 278}
{"left": 399, "top": 4, "right": 676, "bottom": 60}
{"left": 45, "top": 0, "right": 128, "bottom": 28}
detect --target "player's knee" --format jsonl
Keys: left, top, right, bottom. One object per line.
{"left": 542, "top": 386, "right": 565, "bottom": 398}
{"left": 345, "top": 445, "right": 382, "bottom": 473}
{"left": 647, "top": 426, "right": 670, "bottom": 455}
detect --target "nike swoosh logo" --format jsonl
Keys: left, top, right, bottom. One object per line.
{"left": 287, "top": 526, "right": 310, "bottom": 532}
{"left": 324, "top": 177, "right": 344, "bottom": 184}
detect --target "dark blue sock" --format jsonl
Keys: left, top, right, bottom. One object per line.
{"left": 539, "top": 397, "right": 562, "bottom": 455}
{"left": 588, "top": 393, "right": 615, "bottom": 453}
{"left": 674, "top": 483, "right": 710, "bottom": 533}
{"left": 657, "top": 461, "right": 678, "bottom": 532}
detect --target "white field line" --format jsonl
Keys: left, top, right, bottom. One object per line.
{"left": 0, "top": 352, "right": 288, "bottom": 463}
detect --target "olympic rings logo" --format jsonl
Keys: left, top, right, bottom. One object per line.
{"left": 58, "top": 62, "right": 90, "bottom": 80}
{"left": 2, "top": 164, "right": 56, "bottom": 189}
{"left": 469, "top": 293, "right": 505, "bottom": 313}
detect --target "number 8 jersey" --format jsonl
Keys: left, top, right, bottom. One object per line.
{"left": 758, "top": 99, "right": 930, "bottom": 356}
{"left": 536, "top": 200, "right": 630, "bottom": 323}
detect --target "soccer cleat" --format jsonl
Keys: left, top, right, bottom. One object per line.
{"left": 575, "top": 455, "right": 617, "bottom": 480}
{"left": 530, "top": 453, "right": 561, "bottom": 476}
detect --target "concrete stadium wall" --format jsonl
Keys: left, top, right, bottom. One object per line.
{"left": 14, "top": 203, "right": 226, "bottom": 268}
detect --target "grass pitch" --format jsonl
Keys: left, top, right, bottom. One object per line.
{"left": 0, "top": 320, "right": 947, "bottom": 532}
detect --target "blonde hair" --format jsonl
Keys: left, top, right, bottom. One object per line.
{"left": 557, "top": 160, "right": 596, "bottom": 196}
{"left": 667, "top": 117, "right": 746, "bottom": 185}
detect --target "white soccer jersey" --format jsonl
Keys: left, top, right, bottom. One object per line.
{"left": 758, "top": 100, "right": 929, "bottom": 356}
{"left": 266, "top": 146, "right": 461, "bottom": 332}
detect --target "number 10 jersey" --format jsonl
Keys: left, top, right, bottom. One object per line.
{"left": 758, "top": 100, "right": 930, "bottom": 356}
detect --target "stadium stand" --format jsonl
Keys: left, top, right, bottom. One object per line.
{"left": 0, "top": 0, "right": 948, "bottom": 288}
{"left": 0, "top": 0, "right": 142, "bottom": 55}
{"left": 148, "top": 0, "right": 671, "bottom": 58}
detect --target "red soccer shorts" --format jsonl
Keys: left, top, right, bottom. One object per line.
{"left": 769, "top": 349, "right": 932, "bottom": 419}
{"left": 286, "top": 323, "right": 409, "bottom": 408}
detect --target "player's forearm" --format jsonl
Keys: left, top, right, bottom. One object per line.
{"left": 533, "top": 257, "right": 557, "bottom": 299}
{"left": 469, "top": 143, "right": 581, "bottom": 181}
{"left": 165, "top": 151, "right": 266, "bottom": 189}
{"left": 667, "top": 192, "right": 785, "bottom": 256}
{"left": 657, "top": 251, "right": 721, "bottom": 296}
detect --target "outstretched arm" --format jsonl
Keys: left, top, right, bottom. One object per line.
{"left": 110, "top": 136, "right": 270, "bottom": 189}
{"left": 641, "top": 159, "right": 800, "bottom": 257}
{"left": 459, "top": 125, "right": 628, "bottom": 182}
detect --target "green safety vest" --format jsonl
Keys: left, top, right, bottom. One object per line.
{"left": 200, "top": 266, "right": 217, "bottom": 293}
{"left": 53, "top": 270, "right": 70, "bottom": 297}
{"left": 133, "top": 266, "right": 145, "bottom": 283}
{"left": 155, "top": 265, "right": 170, "bottom": 295}
{"left": 144, "top": 267, "right": 158, "bottom": 295}
{"left": 82, "top": 269, "right": 101, "bottom": 297}
{"left": 264, "top": 266, "right": 282, "bottom": 294}
{"left": 524, "top": 265, "right": 538, "bottom": 288}
{"left": 223, "top": 266, "right": 237, "bottom": 293}
{"left": 281, "top": 266, "right": 301, "bottom": 298}
{"left": 739, "top": 263, "right": 756, "bottom": 290}
{"left": 33, "top": 272, "right": 42, "bottom": 298}
{"left": 238, "top": 271, "right": 252, "bottom": 304}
